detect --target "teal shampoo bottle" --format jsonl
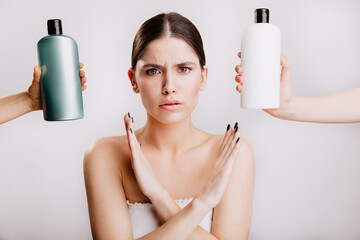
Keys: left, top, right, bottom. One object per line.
{"left": 37, "top": 19, "right": 83, "bottom": 121}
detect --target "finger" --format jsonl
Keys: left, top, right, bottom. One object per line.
{"left": 220, "top": 124, "right": 241, "bottom": 162}
{"left": 280, "top": 55, "right": 290, "bottom": 68}
{"left": 219, "top": 124, "right": 233, "bottom": 153}
{"left": 235, "top": 75, "right": 243, "bottom": 84}
{"left": 214, "top": 125, "right": 235, "bottom": 170}
{"left": 126, "top": 114, "right": 147, "bottom": 167}
{"left": 221, "top": 137, "right": 242, "bottom": 176}
{"left": 215, "top": 128, "right": 236, "bottom": 170}
{"left": 82, "top": 85, "right": 87, "bottom": 91}
{"left": 236, "top": 85, "right": 242, "bottom": 93}
{"left": 125, "top": 114, "right": 141, "bottom": 163}
{"left": 126, "top": 115, "right": 151, "bottom": 170}
{"left": 280, "top": 55, "right": 291, "bottom": 80}
{"left": 80, "top": 62, "right": 84, "bottom": 69}
{"left": 80, "top": 70, "right": 85, "bottom": 78}
{"left": 223, "top": 129, "right": 241, "bottom": 161}
{"left": 124, "top": 113, "right": 137, "bottom": 160}
{"left": 235, "top": 65, "right": 242, "bottom": 74}
{"left": 126, "top": 113, "right": 141, "bottom": 151}
{"left": 220, "top": 129, "right": 242, "bottom": 170}
{"left": 81, "top": 77, "right": 87, "bottom": 85}
{"left": 227, "top": 136, "right": 242, "bottom": 166}
{"left": 219, "top": 125, "right": 238, "bottom": 159}
{"left": 33, "top": 66, "right": 41, "bottom": 83}
{"left": 124, "top": 113, "right": 132, "bottom": 147}
{"left": 238, "top": 52, "right": 241, "bottom": 58}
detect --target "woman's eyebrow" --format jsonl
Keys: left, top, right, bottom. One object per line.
{"left": 177, "top": 62, "right": 197, "bottom": 66}
{"left": 142, "top": 63, "right": 162, "bottom": 68}
{"left": 142, "top": 62, "right": 197, "bottom": 68}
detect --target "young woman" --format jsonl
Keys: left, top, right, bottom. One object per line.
{"left": 84, "top": 12, "right": 255, "bottom": 240}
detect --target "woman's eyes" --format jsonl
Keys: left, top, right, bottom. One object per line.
{"left": 145, "top": 67, "right": 191, "bottom": 75}
{"left": 146, "top": 69, "right": 160, "bottom": 75}
{"left": 178, "top": 67, "right": 190, "bottom": 73}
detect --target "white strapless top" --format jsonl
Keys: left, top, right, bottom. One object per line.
{"left": 126, "top": 198, "right": 213, "bottom": 239}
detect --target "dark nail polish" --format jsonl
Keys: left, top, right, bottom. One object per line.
{"left": 130, "top": 128, "right": 133, "bottom": 134}
{"left": 234, "top": 122, "right": 238, "bottom": 129}
{"left": 236, "top": 137, "right": 240, "bottom": 143}
{"left": 131, "top": 117, "right": 134, "bottom": 123}
{"left": 128, "top": 112, "right": 130, "bottom": 118}
{"left": 226, "top": 124, "right": 230, "bottom": 131}
{"left": 235, "top": 126, "right": 238, "bottom": 133}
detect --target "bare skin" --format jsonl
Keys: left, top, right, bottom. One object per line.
{"left": 84, "top": 37, "right": 255, "bottom": 240}
{"left": 235, "top": 52, "right": 360, "bottom": 123}
{"left": 0, "top": 63, "right": 87, "bottom": 124}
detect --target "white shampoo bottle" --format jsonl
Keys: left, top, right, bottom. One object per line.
{"left": 241, "top": 8, "right": 281, "bottom": 109}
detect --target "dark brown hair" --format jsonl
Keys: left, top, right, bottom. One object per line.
{"left": 131, "top": 12, "right": 206, "bottom": 70}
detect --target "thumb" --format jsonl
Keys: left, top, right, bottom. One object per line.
{"left": 33, "top": 66, "right": 41, "bottom": 83}
{"left": 280, "top": 55, "right": 291, "bottom": 81}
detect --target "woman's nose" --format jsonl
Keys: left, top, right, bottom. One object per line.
{"left": 162, "top": 72, "right": 176, "bottom": 95}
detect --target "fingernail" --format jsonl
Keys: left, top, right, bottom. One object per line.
{"left": 130, "top": 128, "right": 133, "bottom": 134}
{"left": 226, "top": 124, "right": 230, "bottom": 131}
{"left": 235, "top": 126, "right": 238, "bottom": 133}
{"left": 128, "top": 112, "right": 131, "bottom": 118}
{"left": 131, "top": 117, "right": 134, "bottom": 123}
{"left": 236, "top": 137, "right": 240, "bottom": 143}
{"left": 234, "top": 122, "right": 238, "bottom": 129}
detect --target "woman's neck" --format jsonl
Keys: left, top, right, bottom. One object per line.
{"left": 140, "top": 113, "right": 198, "bottom": 156}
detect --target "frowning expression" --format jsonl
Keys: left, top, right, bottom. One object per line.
{"left": 129, "top": 37, "right": 208, "bottom": 124}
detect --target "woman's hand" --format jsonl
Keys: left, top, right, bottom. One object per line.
{"left": 124, "top": 113, "right": 167, "bottom": 202}
{"left": 235, "top": 52, "right": 293, "bottom": 118}
{"left": 196, "top": 123, "right": 242, "bottom": 209}
{"left": 26, "top": 62, "right": 88, "bottom": 111}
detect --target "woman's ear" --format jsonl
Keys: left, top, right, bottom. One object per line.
{"left": 199, "top": 65, "right": 208, "bottom": 91}
{"left": 128, "top": 68, "right": 140, "bottom": 93}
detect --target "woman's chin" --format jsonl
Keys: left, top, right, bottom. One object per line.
{"left": 149, "top": 110, "right": 190, "bottom": 125}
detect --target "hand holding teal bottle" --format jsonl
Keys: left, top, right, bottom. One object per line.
{"left": 27, "top": 63, "right": 87, "bottom": 111}
{"left": 37, "top": 19, "right": 84, "bottom": 121}
{"left": 0, "top": 63, "right": 87, "bottom": 125}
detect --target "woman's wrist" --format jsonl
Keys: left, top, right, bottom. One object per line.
{"left": 22, "top": 91, "right": 36, "bottom": 112}
{"left": 268, "top": 96, "right": 295, "bottom": 120}
{"left": 277, "top": 96, "right": 297, "bottom": 120}
{"left": 150, "top": 190, "right": 179, "bottom": 222}
{"left": 148, "top": 186, "right": 175, "bottom": 208}
{"left": 191, "top": 197, "right": 213, "bottom": 216}
{"left": 24, "top": 91, "right": 42, "bottom": 111}
{"left": 21, "top": 91, "right": 36, "bottom": 113}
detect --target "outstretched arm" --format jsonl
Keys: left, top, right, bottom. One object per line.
{"left": 0, "top": 63, "right": 87, "bottom": 124}
{"left": 278, "top": 88, "right": 360, "bottom": 123}
{"left": 0, "top": 91, "right": 33, "bottom": 124}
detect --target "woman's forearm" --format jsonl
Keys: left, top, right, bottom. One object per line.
{"left": 0, "top": 91, "right": 33, "bottom": 124}
{"left": 143, "top": 193, "right": 219, "bottom": 240}
{"left": 137, "top": 197, "right": 218, "bottom": 240}
{"left": 278, "top": 87, "right": 360, "bottom": 123}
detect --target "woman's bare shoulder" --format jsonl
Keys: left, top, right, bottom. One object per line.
{"left": 83, "top": 135, "right": 130, "bottom": 170}
{"left": 86, "top": 135, "right": 127, "bottom": 152}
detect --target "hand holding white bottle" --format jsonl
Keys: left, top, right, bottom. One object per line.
{"left": 241, "top": 8, "right": 281, "bottom": 109}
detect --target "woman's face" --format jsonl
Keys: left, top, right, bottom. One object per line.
{"left": 129, "top": 37, "right": 208, "bottom": 124}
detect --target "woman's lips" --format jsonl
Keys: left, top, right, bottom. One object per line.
{"left": 159, "top": 100, "right": 182, "bottom": 111}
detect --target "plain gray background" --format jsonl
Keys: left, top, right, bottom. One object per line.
{"left": 1, "top": 0, "right": 359, "bottom": 239}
